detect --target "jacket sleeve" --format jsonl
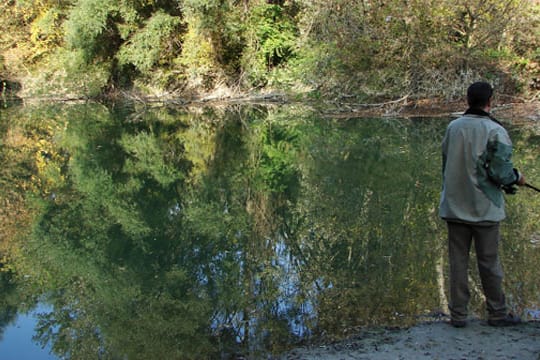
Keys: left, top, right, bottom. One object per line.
{"left": 486, "top": 129, "right": 519, "bottom": 186}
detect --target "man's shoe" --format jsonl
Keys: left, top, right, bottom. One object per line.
{"left": 488, "top": 313, "right": 521, "bottom": 327}
{"left": 450, "top": 319, "right": 467, "bottom": 328}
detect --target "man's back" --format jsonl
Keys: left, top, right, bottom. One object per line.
{"left": 440, "top": 81, "right": 524, "bottom": 328}
{"left": 439, "top": 113, "right": 512, "bottom": 223}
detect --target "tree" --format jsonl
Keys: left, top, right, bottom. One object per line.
{"left": 117, "top": 10, "right": 182, "bottom": 74}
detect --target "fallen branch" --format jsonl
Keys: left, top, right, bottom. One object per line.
{"left": 349, "top": 94, "right": 411, "bottom": 109}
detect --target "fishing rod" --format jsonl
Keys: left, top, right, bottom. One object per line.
{"left": 525, "top": 183, "right": 540, "bottom": 193}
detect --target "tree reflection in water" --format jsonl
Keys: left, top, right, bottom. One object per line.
{"left": 0, "top": 102, "right": 539, "bottom": 359}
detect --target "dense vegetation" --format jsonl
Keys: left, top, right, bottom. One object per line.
{"left": 1, "top": 0, "right": 539, "bottom": 101}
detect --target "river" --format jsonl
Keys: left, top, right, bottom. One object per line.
{"left": 0, "top": 101, "right": 539, "bottom": 359}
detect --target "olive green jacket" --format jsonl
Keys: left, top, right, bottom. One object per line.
{"left": 438, "top": 112, "right": 520, "bottom": 223}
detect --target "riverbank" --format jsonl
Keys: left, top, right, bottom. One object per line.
{"left": 279, "top": 319, "right": 540, "bottom": 359}
{"left": 169, "top": 89, "right": 539, "bottom": 120}
{"left": 5, "top": 88, "right": 539, "bottom": 124}
{"left": 318, "top": 97, "right": 540, "bottom": 121}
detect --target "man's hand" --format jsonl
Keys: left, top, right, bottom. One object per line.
{"left": 502, "top": 184, "right": 518, "bottom": 194}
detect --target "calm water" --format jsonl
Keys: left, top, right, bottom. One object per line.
{"left": 1, "top": 102, "right": 539, "bottom": 359}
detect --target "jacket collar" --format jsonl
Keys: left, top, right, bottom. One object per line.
{"left": 464, "top": 108, "right": 490, "bottom": 117}
{"left": 464, "top": 108, "right": 503, "bottom": 126}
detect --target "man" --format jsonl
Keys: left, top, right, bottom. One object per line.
{"left": 439, "top": 81, "right": 526, "bottom": 328}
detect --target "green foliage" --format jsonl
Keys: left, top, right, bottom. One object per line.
{"left": 285, "top": 116, "right": 446, "bottom": 331}
{"left": 182, "top": 0, "right": 228, "bottom": 28}
{"left": 241, "top": 3, "right": 298, "bottom": 87}
{"left": 29, "top": 5, "right": 65, "bottom": 61}
{"left": 254, "top": 4, "right": 297, "bottom": 66}
{"left": 180, "top": 0, "right": 246, "bottom": 88}
{"left": 1, "top": 0, "right": 539, "bottom": 110}
{"left": 61, "top": 0, "right": 185, "bottom": 93}
{"left": 292, "top": 0, "right": 540, "bottom": 98}
{"left": 119, "top": 131, "right": 183, "bottom": 186}
{"left": 117, "top": 11, "right": 182, "bottom": 73}
{"left": 64, "top": 0, "right": 117, "bottom": 62}
{"left": 178, "top": 23, "right": 220, "bottom": 88}
{"left": 57, "top": 48, "right": 112, "bottom": 97}
{"left": 257, "top": 121, "right": 301, "bottom": 194}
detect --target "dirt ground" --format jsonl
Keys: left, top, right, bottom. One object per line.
{"left": 279, "top": 319, "right": 540, "bottom": 360}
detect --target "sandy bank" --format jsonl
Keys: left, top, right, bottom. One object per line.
{"left": 279, "top": 319, "right": 540, "bottom": 359}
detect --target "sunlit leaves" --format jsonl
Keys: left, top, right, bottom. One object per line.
{"left": 64, "top": 0, "right": 116, "bottom": 61}
{"left": 295, "top": 0, "right": 539, "bottom": 97}
{"left": 117, "top": 11, "right": 182, "bottom": 73}
{"left": 29, "top": 6, "right": 65, "bottom": 60}
{"left": 2, "top": 0, "right": 539, "bottom": 98}
{"left": 241, "top": 3, "right": 299, "bottom": 86}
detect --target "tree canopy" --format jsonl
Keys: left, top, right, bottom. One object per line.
{"left": 1, "top": 0, "right": 539, "bottom": 102}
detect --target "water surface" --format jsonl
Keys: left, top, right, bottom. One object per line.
{"left": 1, "top": 102, "right": 539, "bottom": 359}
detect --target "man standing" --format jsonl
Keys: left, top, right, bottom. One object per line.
{"left": 439, "top": 81, "right": 525, "bottom": 327}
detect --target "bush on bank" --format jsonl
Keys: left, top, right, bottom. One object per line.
{"left": 0, "top": 0, "right": 539, "bottom": 102}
